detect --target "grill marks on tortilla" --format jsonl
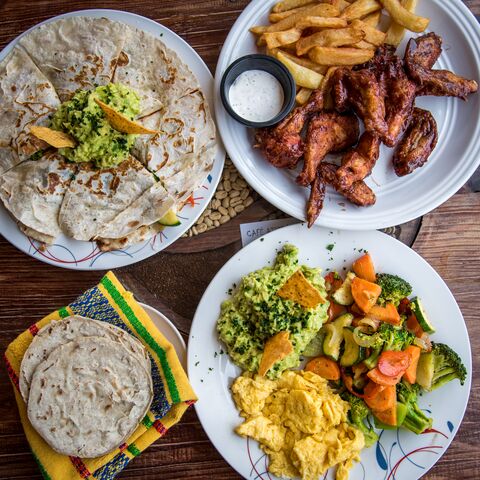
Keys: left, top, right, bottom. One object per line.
{"left": 0, "top": 47, "right": 60, "bottom": 175}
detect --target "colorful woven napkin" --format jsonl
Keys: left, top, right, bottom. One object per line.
{"left": 4, "top": 271, "right": 197, "bottom": 480}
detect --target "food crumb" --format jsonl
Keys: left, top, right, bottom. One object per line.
{"left": 326, "top": 243, "right": 335, "bottom": 252}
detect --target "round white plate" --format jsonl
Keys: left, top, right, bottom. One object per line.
{"left": 140, "top": 302, "right": 187, "bottom": 369}
{"left": 214, "top": 0, "right": 480, "bottom": 230}
{"left": 0, "top": 9, "right": 225, "bottom": 270}
{"left": 188, "top": 223, "right": 472, "bottom": 480}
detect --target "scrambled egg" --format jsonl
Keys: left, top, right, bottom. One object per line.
{"left": 232, "top": 370, "right": 364, "bottom": 480}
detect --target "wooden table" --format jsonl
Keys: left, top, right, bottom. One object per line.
{"left": 0, "top": 1, "right": 479, "bottom": 479}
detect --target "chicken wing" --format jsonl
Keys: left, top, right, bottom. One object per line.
{"left": 319, "top": 163, "right": 376, "bottom": 206}
{"left": 255, "top": 89, "right": 324, "bottom": 169}
{"left": 297, "top": 111, "right": 359, "bottom": 186}
{"left": 405, "top": 35, "right": 478, "bottom": 100}
{"left": 332, "top": 68, "right": 388, "bottom": 138}
{"left": 306, "top": 173, "right": 326, "bottom": 227}
{"left": 336, "top": 132, "right": 380, "bottom": 190}
{"left": 393, "top": 108, "right": 438, "bottom": 177}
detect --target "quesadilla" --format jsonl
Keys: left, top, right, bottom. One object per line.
{"left": 0, "top": 47, "right": 60, "bottom": 175}
{"left": 0, "top": 153, "right": 76, "bottom": 240}
{"left": 18, "top": 17, "right": 126, "bottom": 101}
{"left": 58, "top": 157, "right": 156, "bottom": 241}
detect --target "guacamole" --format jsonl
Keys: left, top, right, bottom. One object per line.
{"left": 51, "top": 83, "right": 140, "bottom": 168}
{"left": 217, "top": 244, "right": 329, "bottom": 378}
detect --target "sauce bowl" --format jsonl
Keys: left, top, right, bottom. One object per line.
{"left": 220, "top": 54, "right": 296, "bottom": 128}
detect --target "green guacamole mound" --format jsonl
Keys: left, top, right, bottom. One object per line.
{"left": 51, "top": 83, "right": 141, "bottom": 168}
{"left": 217, "top": 244, "right": 329, "bottom": 379}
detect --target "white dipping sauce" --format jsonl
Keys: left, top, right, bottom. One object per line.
{"left": 229, "top": 69, "right": 284, "bottom": 122}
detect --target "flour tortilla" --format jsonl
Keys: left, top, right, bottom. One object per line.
{"left": 0, "top": 47, "right": 60, "bottom": 175}
{"left": 58, "top": 157, "right": 155, "bottom": 241}
{"left": 28, "top": 336, "right": 153, "bottom": 458}
{"left": 96, "top": 223, "right": 165, "bottom": 252}
{"left": 0, "top": 153, "right": 76, "bottom": 240}
{"left": 17, "top": 222, "right": 55, "bottom": 244}
{"left": 19, "top": 315, "right": 151, "bottom": 402}
{"left": 19, "top": 17, "right": 126, "bottom": 101}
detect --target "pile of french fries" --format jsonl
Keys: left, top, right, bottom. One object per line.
{"left": 250, "top": 0, "right": 429, "bottom": 105}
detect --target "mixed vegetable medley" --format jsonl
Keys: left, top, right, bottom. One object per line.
{"left": 303, "top": 252, "right": 467, "bottom": 445}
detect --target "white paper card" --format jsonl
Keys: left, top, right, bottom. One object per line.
{"left": 240, "top": 218, "right": 299, "bottom": 247}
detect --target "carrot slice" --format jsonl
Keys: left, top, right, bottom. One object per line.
{"left": 367, "top": 367, "right": 402, "bottom": 386}
{"left": 368, "top": 303, "right": 401, "bottom": 325}
{"left": 406, "top": 313, "right": 424, "bottom": 338}
{"left": 403, "top": 345, "right": 421, "bottom": 384}
{"left": 364, "top": 381, "right": 396, "bottom": 412}
{"left": 374, "top": 403, "right": 397, "bottom": 426}
{"left": 351, "top": 277, "right": 382, "bottom": 313}
{"left": 378, "top": 350, "right": 411, "bottom": 377}
{"left": 305, "top": 356, "right": 341, "bottom": 380}
{"left": 352, "top": 253, "right": 376, "bottom": 282}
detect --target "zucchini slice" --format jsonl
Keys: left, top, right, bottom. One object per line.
{"left": 303, "top": 331, "right": 325, "bottom": 357}
{"left": 340, "top": 327, "right": 365, "bottom": 367}
{"left": 322, "top": 313, "right": 353, "bottom": 361}
{"left": 331, "top": 272, "right": 356, "bottom": 306}
{"left": 415, "top": 351, "right": 434, "bottom": 390}
{"left": 159, "top": 209, "right": 181, "bottom": 227}
{"left": 411, "top": 297, "right": 435, "bottom": 333}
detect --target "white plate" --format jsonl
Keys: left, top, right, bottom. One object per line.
{"left": 140, "top": 302, "right": 187, "bottom": 369}
{"left": 214, "top": 0, "right": 480, "bottom": 230}
{"left": 0, "top": 9, "right": 225, "bottom": 270}
{"left": 188, "top": 223, "right": 472, "bottom": 480}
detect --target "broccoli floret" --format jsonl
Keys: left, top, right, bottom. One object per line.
{"left": 341, "top": 391, "right": 378, "bottom": 447}
{"left": 397, "top": 382, "right": 433, "bottom": 434}
{"left": 376, "top": 273, "right": 412, "bottom": 307}
{"left": 431, "top": 342, "right": 467, "bottom": 390}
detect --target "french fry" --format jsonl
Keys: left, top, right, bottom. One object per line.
{"left": 273, "top": 49, "right": 328, "bottom": 74}
{"left": 379, "top": 0, "right": 429, "bottom": 33}
{"left": 296, "top": 87, "right": 313, "bottom": 104}
{"left": 350, "top": 40, "right": 376, "bottom": 49}
{"left": 332, "top": 0, "right": 351, "bottom": 10}
{"left": 272, "top": 0, "right": 318, "bottom": 13}
{"left": 266, "top": 4, "right": 340, "bottom": 32}
{"left": 350, "top": 19, "right": 387, "bottom": 45}
{"left": 384, "top": 0, "right": 418, "bottom": 45}
{"left": 296, "top": 27, "right": 365, "bottom": 55}
{"left": 269, "top": 4, "right": 316, "bottom": 22}
{"left": 296, "top": 16, "right": 348, "bottom": 30}
{"left": 340, "top": 0, "right": 382, "bottom": 21}
{"left": 263, "top": 28, "right": 303, "bottom": 49}
{"left": 249, "top": 25, "right": 269, "bottom": 35}
{"left": 320, "top": 66, "right": 340, "bottom": 109}
{"left": 361, "top": 10, "right": 382, "bottom": 26}
{"left": 308, "top": 46, "right": 375, "bottom": 65}
{"left": 277, "top": 51, "right": 324, "bottom": 88}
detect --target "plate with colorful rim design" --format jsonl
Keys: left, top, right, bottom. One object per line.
{"left": 188, "top": 223, "right": 472, "bottom": 480}
{"left": 0, "top": 9, "right": 225, "bottom": 270}
{"left": 214, "top": 0, "right": 480, "bottom": 230}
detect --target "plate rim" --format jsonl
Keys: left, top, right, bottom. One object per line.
{"left": 0, "top": 8, "right": 225, "bottom": 270}
{"left": 213, "top": 0, "right": 480, "bottom": 230}
{"left": 188, "top": 223, "right": 472, "bottom": 480}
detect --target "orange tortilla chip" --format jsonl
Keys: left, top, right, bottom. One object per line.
{"left": 94, "top": 98, "right": 158, "bottom": 134}
{"left": 30, "top": 126, "right": 76, "bottom": 148}
{"left": 277, "top": 270, "right": 326, "bottom": 308}
{"left": 258, "top": 331, "right": 294, "bottom": 376}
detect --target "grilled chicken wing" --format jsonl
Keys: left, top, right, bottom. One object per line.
{"left": 393, "top": 108, "right": 438, "bottom": 176}
{"left": 336, "top": 132, "right": 380, "bottom": 190}
{"left": 332, "top": 68, "right": 388, "bottom": 138}
{"left": 319, "top": 163, "right": 376, "bottom": 206}
{"left": 297, "top": 111, "right": 359, "bottom": 186}
{"left": 306, "top": 173, "right": 326, "bottom": 227}
{"left": 255, "top": 89, "right": 324, "bottom": 169}
{"left": 405, "top": 34, "right": 478, "bottom": 99}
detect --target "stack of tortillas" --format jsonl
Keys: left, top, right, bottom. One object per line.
{"left": 19, "top": 315, "right": 153, "bottom": 458}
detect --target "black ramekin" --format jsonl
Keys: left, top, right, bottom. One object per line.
{"left": 220, "top": 54, "right": 296, "bottom": 128}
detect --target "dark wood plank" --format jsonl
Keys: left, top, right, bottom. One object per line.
{"left": 0, "top": 1, "right": 479, "bottom": 479}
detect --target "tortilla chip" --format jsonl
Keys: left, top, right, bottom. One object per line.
{"left": 258, "top": 331, "right": 294, "bottom": 377}
{"left": 94, "top": 98, "right": 158, "bottom": 134}
{"left": 277, "top": 270, "right": 326, "bottom": 308}
{"left": 30, "top": 126, "right": 76, "bottom": 148}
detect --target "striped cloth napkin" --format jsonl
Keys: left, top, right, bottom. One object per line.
{"left": 4, "top": 271, "right": 197, "bottom": 480}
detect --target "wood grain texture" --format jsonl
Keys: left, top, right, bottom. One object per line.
{"left": 0, "top": 0, "right": 479, "bottom": 479}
